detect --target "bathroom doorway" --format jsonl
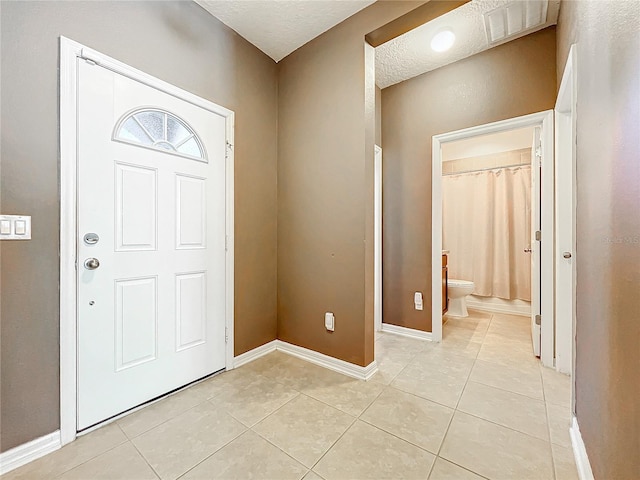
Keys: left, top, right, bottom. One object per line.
{"left": 431, "top": 111, "right": 555, "bottom": 368}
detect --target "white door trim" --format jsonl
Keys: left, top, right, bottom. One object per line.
{"left": 555, "top": 44, "right": 578, "bottom": 376}
{"left": 431, "top": 111, "right": 555, "bottom": 367}
{"left": 374, "top": 145, "right": 383, "bottom": 332}
{"left": 59, "top": 36, "right": 235, "bottom": 446}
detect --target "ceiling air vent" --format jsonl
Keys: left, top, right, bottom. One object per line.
{"left": 483, "top": 0, "right": 548, "bottom": 45}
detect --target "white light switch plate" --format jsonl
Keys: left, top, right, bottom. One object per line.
{"left": 0, "top": 215, "right": 31, "bottom": 240}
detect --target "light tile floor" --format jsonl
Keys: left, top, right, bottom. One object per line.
{"left": 3, "top": 310, "right": 578, "bottom": 480}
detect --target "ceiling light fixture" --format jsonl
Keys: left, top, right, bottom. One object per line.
{"left": 430, "top": 29, "right": 455, "bottom": 52}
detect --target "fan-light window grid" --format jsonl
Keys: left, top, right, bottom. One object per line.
{"left": 113, "top": 108, "right": 207, "bottom": 162}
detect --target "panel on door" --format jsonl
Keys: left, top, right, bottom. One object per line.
{"left": 77, "top": 60, "right": 228, "bottom": 430}
{"left": 115, "top": 277, "right": 158, "bottom": 371}
{"left": 115, "top": 162, "right": 157, "bottom": 251}
{"left": 176, "top": 272, "right": 207, "bottom": 351}
{"left": 176, "top": 174, "right": 206, "bottom": 249}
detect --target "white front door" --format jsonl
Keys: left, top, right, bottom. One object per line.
{"left": 530, "top": 127, "right": 542, "bottom": 357}
{"left": 77, "top": 60, "right": 227, "bottom": 430}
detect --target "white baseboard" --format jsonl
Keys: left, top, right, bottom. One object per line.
{"left": 466, "top": 296, "right": 531, "bottom": 317}
{"left": 275, "top": 340, "right": 378, "bottom": 381}
{"left": 0, "top": 430, "right": 61, "bottom": 476}
{"left": 381, "top": 322, "right": 433, "bottom": 341}
{"left": 233, "top": 339, "right": 378, "bottom": 381}
{"left": 570, "top": 416, "right": 595, "bottom": 480}
{"left": 233, "top": 340, "right": 278, "bottom": 368}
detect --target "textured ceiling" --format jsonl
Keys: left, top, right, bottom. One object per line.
{"left": 376, "top": 0, "right": 560, "bottom": 89}
{"left": 195, "top": 0, "right": 375, "bottom": 62}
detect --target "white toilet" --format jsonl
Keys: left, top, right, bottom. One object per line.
{"left": 447, "top": 279, "right": 475, "bottom": 317}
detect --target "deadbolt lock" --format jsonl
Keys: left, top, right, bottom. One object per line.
{"left": 84, "top": 233, "right": 99, "bottom": 245}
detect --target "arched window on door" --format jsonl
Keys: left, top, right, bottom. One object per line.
{"left": 113, "top": 108, "right": 207, "bottom": 161}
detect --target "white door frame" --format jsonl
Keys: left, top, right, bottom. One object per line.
{"left": 374, "top": 145, "right": 383, "bottom": 332}
{"left": 555, "top": 44, "right": 577, "bottom": 376}
{"left": 431, "top": 111, "right": 555, "bottom": 367}
{"left": 59, "top": 37, "right": 235, "bottom": 445}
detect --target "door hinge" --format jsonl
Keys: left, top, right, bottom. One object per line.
{"left": 535, "top": 230, "right": 542, "bottom": 241}
{"left": 535, "top": 315, "right": 541, "bottom": 326}
{"left": 225, "top": 327, "right": 229, "bottom": 343}
{"left": 225, "top": 142, "right": 234, "bottom": 160}
{"left": 225, "top": 235, "right": 228, "bottom": 252}
{"left": 535, "top": 142, "right": 542, "bottom": 157}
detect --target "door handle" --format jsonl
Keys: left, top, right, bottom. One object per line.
{"left": 563, "top": 252, "right": 572, "bottom": 259}
{"left": 524, "top": 248, "right": 532, "bottom": 253}
{"left": 84, "top": 257, "right": 100, "bottom": 270}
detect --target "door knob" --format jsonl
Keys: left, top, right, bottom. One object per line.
{"left": 563, "top": 252, "right": 572, "bottom": 259}
{"left": 524, "top": 248, "right": 532, "bottom": 253}
{"left": 84, "top": 257, "right": 100, "bottom": 270}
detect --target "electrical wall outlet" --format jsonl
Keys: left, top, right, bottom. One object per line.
{"left": 414, "top": 292, "right": 423, "bottom": 310}
{"left": 325, "top": 312, "right": 335, "bottom": 331}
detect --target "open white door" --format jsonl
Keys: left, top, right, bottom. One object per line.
{"left": 530, "top": 127, "right": 542, "bottom": 357}
{"left": 76, "top": 59, "right": 227, "bottom": 429}
{"left": 554, "top": 45, "right": 577, "bottom": 375}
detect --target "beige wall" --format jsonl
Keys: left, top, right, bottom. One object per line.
{"left": 557, "top": 1, "right": 640, "bottom": 477}
{"left": 277, "top": 1, "right": 422, "bottom": 367}
{"left": 0, "top": 0, "right": 278, "bottom": 452}
{"left": 381, "top": 28, "right": 557, "bottom": 332}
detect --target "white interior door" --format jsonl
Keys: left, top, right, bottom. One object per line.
{"left": 555, "top": 110, "right": 575, "bottom": 373}
{"left": 77, "top": 60, "right": 227, "bottom": 429}
{"left": 530, "top": 127, "right": 542, "bottom": 357}
{"left": 555, "top": 46, "right": 577, "bottom": 375}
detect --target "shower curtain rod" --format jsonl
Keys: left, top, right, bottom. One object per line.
{"left": 442, "top": 162, "right": 531, "bottom": 176}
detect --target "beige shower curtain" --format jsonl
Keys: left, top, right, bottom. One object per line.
{"left": 442, "top": 165, "right": 531, "bottom": 301}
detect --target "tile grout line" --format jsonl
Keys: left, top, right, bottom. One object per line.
{"left": 307, "top": 412, "right": 360, "bottom": 473}
{"left": 196, "top": 362, "right": 384, "bottom": 476}
{"left": 357, "top": 415, "right": 441, "bottom": 458}
{"left": 137, "top": 367, "right": 302, "bottom": 479}
{"left": 463, "top": 378, "right": 547, "bottom": 402}
{"left": 120, "top": 395, "right": 210, "bottom": 441}
{"left": 128, "top": 438, "right": 162, "bottom": 480}
{"left": 49, "top": 430, "right": 130, "bottom": 479}
{"left": 465, "top": 369, "right": 546, "bottom": 401}
{"left": 446, "top": 312, "right": 556, "bottom": 480}
{"left": 540, "top": 365, "right": 559, "bottom": 480}
{"left": 306, "top": 382, "right": 389, "bottom": 473}
{"left": 249, "top": 427, "right": 319, "bottom": 474}
{"left": 433, "top": 456, "right": 493, "bottom": 480}
{"left": 452, "top": 407, "right": 557, "bottom": 444}
{"left": 429, "top": 313, "right": 492, "bottom": 479}
{"left": 35, "top": 312, "right": 560, "bottom": 480}
{"left": 174, "top": 428, "right": 255, "bottom": 479}
{"left": 545, "top": 401, "right": 558, "bottom": 480}
{"left": 456, "top": 315, "right": 551, "bottom": 445}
